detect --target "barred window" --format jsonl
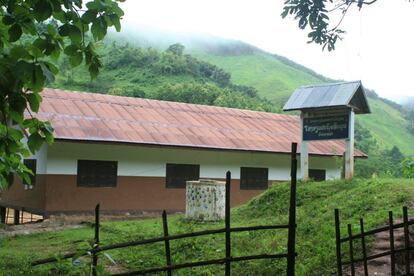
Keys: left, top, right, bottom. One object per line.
{"left": 77, "top": 160, "right": 117, "bottom": 187}
{"left": 23, "top": 159, "right": 37, "bottom": 188}
{"left": 309, "top": 169, "right": 326, "bottom": 181}
{"left": 240, "top": 167, "right": 268, "bottom": 190}
{"left": 166, "top": 163, "right": 200, "bottom": 189}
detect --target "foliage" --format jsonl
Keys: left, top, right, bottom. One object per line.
{"left": 0, "top": 0, "right": 123, "bottom": 189}
{"left": 282, "top": 0, "right": 380, "bottom": 50}
{"left": 53, "top": 42, "right": 280, "bottom": 113}
{"left": 105, "top": 42, "right": 231, "bottom": 86}
{"left": 401, "top": 157, "right": 414, "bottom": 178}
{"left": 355, "top": 122, "right": 406, "bottom": 178}
{"left": 1, "top": 178, "right": 413, "bottom": 275}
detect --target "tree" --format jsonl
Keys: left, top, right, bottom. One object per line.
{"left": 166, "top": 43, "right": 185, "bottom": 56}
{"left": 401, "top": 157, "right": 414, "bottom": 178}
{"left": 282, "top": 0, "right": 380, "bottom": 51}
{"left": 0, "top": 0, "right": 124, "bottom": 189}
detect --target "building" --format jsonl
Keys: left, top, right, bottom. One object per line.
{"left": 0, "top": 89, "right": 366, "bottom": 216}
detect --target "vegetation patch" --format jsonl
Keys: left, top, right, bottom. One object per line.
{"left": 1, "top": 178, "right": 413, "bottom": 275}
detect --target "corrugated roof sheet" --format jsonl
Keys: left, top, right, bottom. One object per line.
{"left": 283, "top": 81, "right": 370, "bottom": 114}
{"left": 32, "top": 88, "right": 366, "bottom": 157}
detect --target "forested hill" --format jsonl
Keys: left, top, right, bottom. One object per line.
{"left": 50, "top": 31, "right": 414, "bottom": 177}
{"left": 52, "top": 42, "right": 278, "bottom": 113}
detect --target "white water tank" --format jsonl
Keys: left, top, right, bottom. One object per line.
{"left": 185, "top": 179, "right": 226, "bottom": 221}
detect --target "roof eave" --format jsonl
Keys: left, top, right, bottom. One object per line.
{"left": 53, "top": 137, "right": 367, "bottom": 158}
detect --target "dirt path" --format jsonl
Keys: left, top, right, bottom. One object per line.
{"left": 346, "top": 218, "right": 414, "bottom": 276}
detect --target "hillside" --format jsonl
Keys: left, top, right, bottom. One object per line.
{"left": 51, "top": 30, "right": 414, "bottom": 160}
{"left": 189, "top": 50, "right": 413, "bottom": 156}
{"left": 1, "top": 178, "right": 413, "bottom": 275}
{"left": 193, "top": 51, "right": 324, "bottom": 107}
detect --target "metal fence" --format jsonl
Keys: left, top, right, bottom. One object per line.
{"left": 31, "top": 143, "right": 299, "bottom": 275}
{"left": 335, "top": 206, "right": 414, "bottom": 276}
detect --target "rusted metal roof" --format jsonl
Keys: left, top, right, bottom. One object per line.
{"left": 283, "top": 81, "right": 370, "bottom": 114}
{"left": 34, "top": 89, "right": 366, "bottom": 157}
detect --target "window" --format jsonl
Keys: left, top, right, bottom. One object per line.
{"left": 23, "top": 159, "right": 37, "bottom": 189}
{"left": 240, "top": 167, "right": 268, "bottom": 190}
{"left": 166, "top": 163, "right": 200, "bottom": 189}
{"left": 309, "top": 169, "right": 326, "bottom": 181}
{"left": 77, "top": 160, "right": 118, "bottom": 187}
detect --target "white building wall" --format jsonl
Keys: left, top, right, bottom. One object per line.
{"left": 46, "top": 141, "right": 341, "bottom": 180}
{"left": 21, "top": 138, "right": 48, "bottom": 174}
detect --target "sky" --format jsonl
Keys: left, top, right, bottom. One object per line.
{"left": 119, "top": 0, "right": 414, "bottom": 103}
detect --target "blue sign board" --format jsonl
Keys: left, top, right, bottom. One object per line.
{"left": 303, "top": 114, "right": 349, "bottom": 141}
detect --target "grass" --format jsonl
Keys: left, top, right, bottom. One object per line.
{"left": 192, "top": 51, "right": 323, "bottom": 107}
{"left": 1, "top": 178, "right": 414, "bottom": 275}
{"left": 357, "top": 98, "right": 414, "bottom": 155}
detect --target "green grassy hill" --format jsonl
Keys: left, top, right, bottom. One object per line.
{"left": 1, "top": 178, "right": 413, "bottom": 275}
{"left": 358, "top": 98, "right": 414, "bottom": 154}
{"left": 190, "top": 45, "right": 414, "bottom": 156}
{"left": 193, "top": 51, "right": 323, "bottom": 107}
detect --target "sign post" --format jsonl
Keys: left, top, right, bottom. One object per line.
{"left": 345, "top": 110, "right": 355, "bottom": 180}
{"left": 301, "top": 109, "right": 353, "bottom": 180}
{"left": 300, "top": 113, "right": 309, "bottom": 181}
{"left": 283, "top": 81, "right": 371, "bottom": 182}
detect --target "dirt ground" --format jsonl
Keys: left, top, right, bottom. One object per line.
{"left": 0, "top": 209, "right": 167, "bottom": 238}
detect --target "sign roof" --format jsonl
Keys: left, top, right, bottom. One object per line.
{"left": 283, "top": 81, "right": 371, "bottom": 114}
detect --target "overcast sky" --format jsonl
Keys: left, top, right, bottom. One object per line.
{"left": 120, "top": 0, "right": 414, "bottom": 103}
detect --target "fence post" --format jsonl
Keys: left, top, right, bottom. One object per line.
{"left": 13, "top": 209, "right": 20, "bottom": 225}
{"left": 162, "top": 210, "right": 172, "bottom": 276}
{"left": 225, "top": 171, "right": 231, "bottom": 276}
{"left": 403, "top": 206, "right": 410, "bottom": 275}
{"left": 0, "top": 206, "right": 5, "bottom": 224}
{"left": 359, "top": 218, "right": 368, "bottom": 276}
{"left": 389, "top": 211, "right": 396, "bottom": 276}
{"left": 348, "top": 224, "right": 355, "bottom": 276}
{"left": 92, "top": 204, "right": 100, "bottom": 276}
{"left": 334, "top": 209, "right": 342, "bottom": 276}
{"left": 287, "top": 142, "right": 297, "bottom": 276}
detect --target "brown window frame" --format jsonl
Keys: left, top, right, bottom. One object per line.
{"left": 166, "top": 163, "right": 200, "bottom": 189}
{"left": 77, "top": 160, "right": 118, "bottom": 188}
{"left": 240, "top": 167, "right": 268, "bottom": 190}
{"left": 23, "top": 159, "right": 37, "bottom": 188}
{"left": 309, "top": 169, "right": 326, "bottom": 181}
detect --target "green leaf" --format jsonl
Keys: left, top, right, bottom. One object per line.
{"left": 68, "top": 25, "right": 82, "bottom": 44}
{"left": 47, "top": 24, "right": 57, "bottom": 36}
{"left": 70, "top": 51, "right": 83, "bottom": 67}
{"left": 58, "top": 24, "right": 71, "bottom": 36}
{"left": 9, "top": 110, "right": 24, "bottom": 125}
{"left": 81, "top": 10, "right": 97, "bottom": 23}
{"left": 29, "top": 65, "right": 46, "bottom": 92}
{"left": 27, "top": 133, "right": 44, "bottom": 154}
{"left": 64, "top": 44, "right": 79, "bottom": 55}
{"left": 27, "top": 93, "right": 42, "bottom": 112}
{"left": 40, "top": 63, "right": 55, "bottom": 83}
{"left": 88, "top": 61, "right": 100, "bottom": 79}
{"left": 59, "top": 24, "right": 82, "bottom": 44}
{"left": 10, "top": 46, "right": 30, "bottom": 59}
{"left": 2, "top": 14, "right": 15, "bottom": 25}
{"left": 8, "top": 24, "right": 22, "bottom": 42}
{"left": 91, "top": 17, "right": 107, "bottom": 41}
{"left": 34, "top": 1, "right": 52, "bottom": 21}
{"left": 109, "top": 14, "right": 121, "bottom": 32}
